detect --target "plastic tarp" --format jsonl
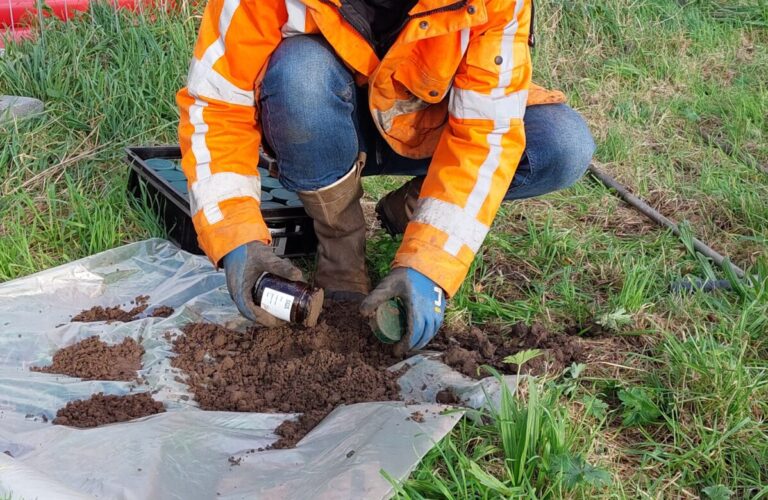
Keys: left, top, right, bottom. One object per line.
{"left": 0, "top": 239, "right": 515, "bottom": 499}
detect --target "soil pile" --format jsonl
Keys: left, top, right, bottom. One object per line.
{"left": 433, "top": 322, "right": 614, "bottom": 378}
{"left": 72, "top": 295, "right": 174, "bottom": 322}
{"left": 32, "top": 337, "right": 144, "bottom": 381}
{"left": 53, "top": 393, "right": 165, "bottom": 428}
{"left": 170, "top": 303, "right": 403, "bottom": 449}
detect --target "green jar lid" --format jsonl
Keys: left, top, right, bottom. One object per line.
{"left": 271, "top": 188, "right": 299, "bottom": 202}
{"left": 145, "top": 158, "right": 176, "bottom": 171}
{"left": 261, "top": 176, "right": 282, "bottom": 189}
{"left": 370, "top": 299, "right": 405, "bottom": 344}
{"left": 170, "top": 180, "right": 188, "bottom": 195}
{"left": 261, "top": 201, "right": 283, "bottom": 210}
{"left": 261, "top": 191, "right": 274, "bottom": 202}
{"left": 159, "top": 170, "right": 187, "bottom": 182}
{"left": 286, "top": 199, "right": 303, "bottom": 207}
{"left": 258, "top": 167, "right": 270, "bottom": 177}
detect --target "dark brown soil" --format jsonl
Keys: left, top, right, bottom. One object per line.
{"left": 408, "top": 411, "right": 425, "bottom": 423}
{"left": 169, "top": 303, "right": 403, "bottom": 449}
{"left": 71, "top": 295, "right": 174, "bottom": 322}
{"left": 31, "top": 337, "right": 144, "bottom": 381}
{"left": 53, "top": 392, "right": 165, "bottom": 428}
{"left": 72, "top": 295, "right": 149, "bottom": 322}
{"left": 168, "top": 301, "right": 639, "bottom": 448}
{"left": 436, "top": 388, "right": 460, "bottom": 404}
{"left": 150, "top": 305, "right": 175, "bottom": 318}
{"left": 432, "top": 321, "right": 626, "bottom": 378}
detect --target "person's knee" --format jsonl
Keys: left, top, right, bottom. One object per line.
{"left": 530, "top": 104, "right": 595, "bottom": 191}
{"left": 548, "top": 109, "right": 594, "bottom": 190}
{"left": 260, "top": 36, "right": 358, "bottom": 191}
{"left": 262, "top": 37, "right": 352, "bottom": 139}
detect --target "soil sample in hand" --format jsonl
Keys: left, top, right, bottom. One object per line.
{"left": 53, "top": 393, "right": 165, "bottom": 428}
{"left": 170, "top": 302, "right": 404, "bottom": 449}
{"left": 31, "top": 337, "right": 144, "bottom": 381}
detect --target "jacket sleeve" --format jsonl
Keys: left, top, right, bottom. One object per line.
{"left": 177, "top": 0, "right": 288, "bottom": 265}
{"left": 392, "top": 0, "right": 532, "bottom": 297}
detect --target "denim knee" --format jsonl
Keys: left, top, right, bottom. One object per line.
{"left": 505, "top": 104, "right": 594, "bottom": 200}
{"left": 535, "top": 104, "right": 594, "bottom": 190}
{"left": 260, "top": 36, "right": 358, "bottom": 192}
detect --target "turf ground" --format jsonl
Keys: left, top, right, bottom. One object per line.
{"left": 1, "top": 1, "right": 766, "bottom": 497}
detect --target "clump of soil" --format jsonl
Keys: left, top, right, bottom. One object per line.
{"left": 436, "top": 388, "right": 460, "bottom": 404}
{"left": 31, "top": 337, "right": 144, "bottom": 381}
{"left": 53, "top": 392, "right": 165, "bottom": 428}
{"left": 408, "top": 411, "right": 425, "bottom": 423}
{"left": 72, "top": 295, "right": 149, "bottom": 322}
{"left": 170, "top": 303, "right": 403, "bottom": 449}
{"left": 432, "top": 321, "right": 621, "bottom": 378}
{"left": 150, "top": 305, "right": 175, "bottom": 318}
{"left": 71, "top": 295, "right": 174, "bottom": 322}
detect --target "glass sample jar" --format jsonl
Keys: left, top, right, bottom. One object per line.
{"left": 252, "top": 273, "right": 324, "bottom": 327}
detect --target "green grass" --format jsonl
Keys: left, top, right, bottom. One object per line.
{"left": 2, "top": 1, "right": 767, "bottom": 498}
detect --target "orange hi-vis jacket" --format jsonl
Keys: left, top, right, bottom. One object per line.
{"left": 177, "top": 0, "right": 566, "bottom": 296}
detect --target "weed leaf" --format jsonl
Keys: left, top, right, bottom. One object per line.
{"left": 618, "top": 387, "right": 661, "bottom": 426}
{"left": 503, "top": 349, "right": 542, "bottom": 368}
{"left": 702, "top": 485, "right": 734, "bottom": 500}
{"left": 596, "top": 308, "right": 633, "bottom": 331}
{"left": 551, "top": 454, "right": 611, "bottom": 489}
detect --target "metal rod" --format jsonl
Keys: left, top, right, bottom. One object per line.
{"left": 587, "top": 164, "right": 746, "bottom": 279}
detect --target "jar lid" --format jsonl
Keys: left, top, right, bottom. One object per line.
{"left": 145, "top": 158, "right": 176, "bottom": 171}
{"left": 370, "top": 299, "right": 405, "bottom": 344}
{"left": 271, "top": 188, "right": 299, "bottom": 202}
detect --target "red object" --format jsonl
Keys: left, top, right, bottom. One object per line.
{"left": 1, "top": 25, "right": 33, "bottom": 45}
{"left": 0, "top": 0, "right": 142, "bottom": 48}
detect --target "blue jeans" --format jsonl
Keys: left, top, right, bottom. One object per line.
{"left": 260, "top": 36, "right": 595, "bottom": 199}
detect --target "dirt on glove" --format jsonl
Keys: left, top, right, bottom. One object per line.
{"left": 53, "top": 392, "right": 165, "bottom": 428}
{"left": 72, "top": 295, "right": 174, "bottom": 322}
{"left": 169, "top": 302, "right": 404, "bottom": 449}
{"left": 31, "top": 336, "right": 144, "bottom": 381}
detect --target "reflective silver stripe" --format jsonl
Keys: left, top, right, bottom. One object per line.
{"left": 462, "top": 0, "right": 523, "bottom": 220}
{"left": 496, "top": 0, "right": 524, "bottom": 89}
{"left": 190, "top": 172, "right": 262, "bottom": 224}
{"left": 187, "top": 59, "right": 255, "bottom": 106}
{"left": 412, "top": 197, "right": 490, "bottom": 255}
{"left": 187, "top": 0, "right": 255, "bottom": 106}
{"left": 460, "top": 27, "right": 470, "bottom": 55}
{"left": 185, "top": 0, "right": 255, "bottom": 223}
{"left": 189, "top": 98, "right": 211, "bottom": 179}
{"left": 419, "top": 0, "right": 525, "bottom": 257}
{"left": 282, "top": 0, "right": 307, "bottom": 37}
{"left": 449, "top": 88, "right": 527, "bottom": 121}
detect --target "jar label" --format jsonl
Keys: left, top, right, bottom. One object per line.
{"left": 260, "top": 287, "right": 294, "bottom": 321}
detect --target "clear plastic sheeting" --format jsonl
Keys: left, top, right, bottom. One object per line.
{"left": 0, "top": 239, "right": 514, "bottom": 499}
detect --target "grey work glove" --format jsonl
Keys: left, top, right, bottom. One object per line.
{"left": 222, "top": 241, "right": 304, "bottom": 327}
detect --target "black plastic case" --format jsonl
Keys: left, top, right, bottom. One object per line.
{"left": 125, "top": 146, "right": 317, "bottom": 258}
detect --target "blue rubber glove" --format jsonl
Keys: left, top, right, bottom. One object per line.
{"left": 222, "top": 241, "right": 304, "bottom": 327}
{"left": 360, "top": 267, "right": 446, "bottom": 350}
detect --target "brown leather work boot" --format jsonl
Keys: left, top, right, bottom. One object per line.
{"left": 375, "top": 176, "right": 425, "bottom": 236}
{"left": 298, "top": 154, "right": 371, "bottom": 302}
